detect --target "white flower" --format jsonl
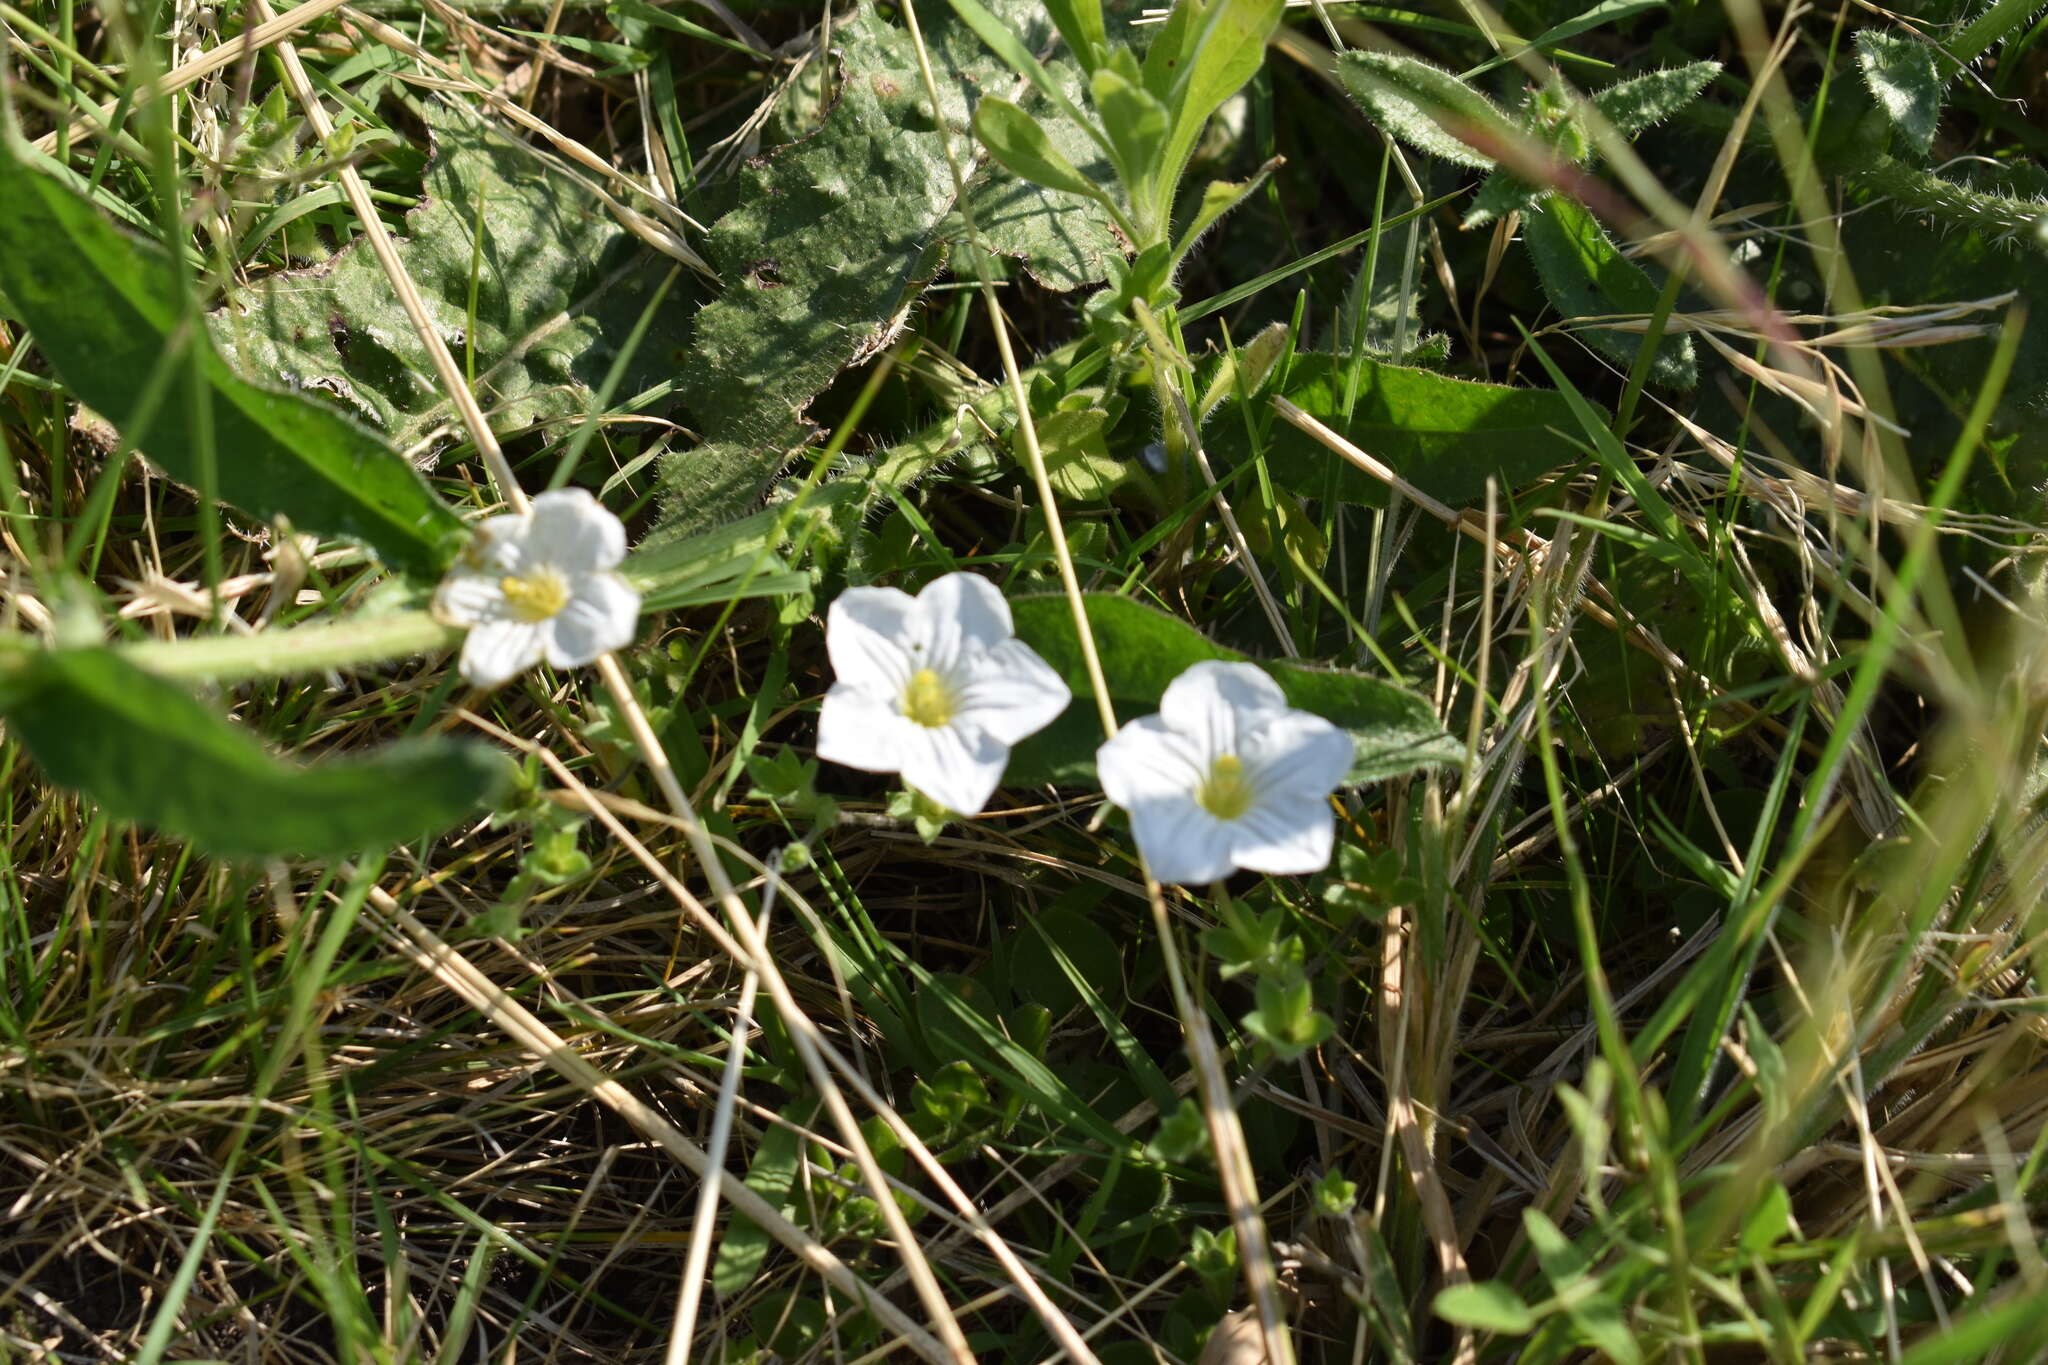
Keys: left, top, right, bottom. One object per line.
{"left": 1096, "top": 661, "right": 1353, "bottom": 885}
{"left": 817, "top": 572, "right": 1071, "bottom": 815}
{"left": 433, "top": 488, "right": 640, "bottom": 688}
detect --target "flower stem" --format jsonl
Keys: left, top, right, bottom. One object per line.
{"left": 120, "top": 610, "right": 460, "bottom": 685}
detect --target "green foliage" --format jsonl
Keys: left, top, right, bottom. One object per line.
{"left": 1210, "top": 352, "right": 1591, "bottom": 507}
{"left": 0, "top": 136, "right": 465, "bottom": 575}
{"left": 0, "top": 647, "right": 508, "bottom": 858}
{"left": 1335, "top": 51, "right": 1515, "bottom": 170}
{"left": 1589, "top": 61, "right": 1722, "bottom": 138}
{"left": 1855, "top": 31, "right": 1944, "bottom": 154}
{"left": 1004, "top": 593, "right": 1462, "bottom": 786}
{"left": 213, "top": 105, "right": 694, "bottom": 454}
{"left": 1522, "top": 194, "right": 1697, "bottom": 387}
{"left": 1433, "top": 1280, "right": 1537, "bottom": 1334}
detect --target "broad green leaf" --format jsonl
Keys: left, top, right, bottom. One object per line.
{"left": 1208, "top": 352, "right": 1590, "bottom": 508}
{"left": 1522, "top": 195, "right": 1698, "bottom": 388}
{"left": 214, "top": 104, "right": 696, "bottom": 457}
{"left": 1588, "top": 61, "right": 1721, "bottom": 140}
{"left": 1854, "top": 31, "right": 1942, "bottom": 154}
{"left": 1336, "top": 51, "right": 1516, "bottom": 169}
{"left": 668, "top": 1, "right": 1119, "bottom": 535}
{"left": 974, "top": 97, "right": 1104, "bottom": 202}
{"left": 1008, "top": 903, "right": 1123, "bottom": 1014}
{"left": 0, "top": 648, "right": 508, "bottom": 859}
{"left": 0, "top": 139, "right": 465, "bottom": 576}
{"left": 1433, "top": 1281, "right": 1536, "bottom": 1334}
{"left": 1004, "top": 593, "right": 1462, "bottom": 786}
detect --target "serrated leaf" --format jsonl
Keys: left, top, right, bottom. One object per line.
{"left": 1522, "top": 194, "right": 1697, "bottom": 388}
{"left": 0, "top": 139, "right": 465, "bottom": 576}
{"left": 1335, "top": 51, "right": 1515, "bottom": 169}
{"left": 669, "top": 1, "right": 1117, "bottom": 534}
{"left": 1004, "top": 594, "right": 1461, "bottom": 786}
{"left": 1588, "top": 61, "right": 1721, "bottom": 140}
{"left": 0, "top": 648, "right": 508, "bottom": 859}
{"left": 1433, "top": 1281, "right": 1536, "bottom": 1334}
{"left": 1210, "top": 352, "right": 1591, "bottom": 507}
{"left": 213, "top": 104, "right": 696, "bottom": 455}
{"left": 1855, "top": 31, "right": 1943, "bottom": 154}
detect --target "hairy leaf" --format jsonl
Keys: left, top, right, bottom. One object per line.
{"left": 1588, "top": 61, "right": 1721, "bottom": 139}
{"left": 213, "top": 105, "right": 695, "bottom": 454}
{"left": 1335, "top": 51, "right": 1515, "bottom": 169}
{"left": 1522, "top": 194, "right": 1697, "bottom": 387}
{"left": 0, "top": 648, "right": 508, "bottom": 858}
{"left": 0, "top": 139, "right": 465, "bottom": 575}
{"left": 1209, "top": 352, "right": 1590, "bottom": 507}
{"left": 1854, "top": 31, "right": 1943, "bottom": 154}
{"left": 666, "top": 1, "right": 1120, "bottom": 535}
{"left": 1004, "top": 594, "right": 1462, "bottom": 786}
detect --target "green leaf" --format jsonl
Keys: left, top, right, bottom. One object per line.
{"left": 0, "top": 648, "right": 508, "bottom": 859}
{"left": 1159, "top": 0, "right": 1286, "bottom": 186}
{"left": 1335, "top": 51, "right": 1516, "bottom": 169}
{"left": 1091, "top": 62, "right": 1170, "bottom": 191}
{"left": 710, "top": 1111, "right": 809, "bottom": 1297}
{"left": 1588, "top": 61, "right": 1722, "bottom": 140}
{"left": 0, "top": 139, "right": 465, "bottom": 576}
{"left": 1004, "top": 594, "right": 1462, "bottom": 786}
{"left": 669, "top": 2, "right": 1117, "bottom": 533}
{"left": 1022, "top": 407, "right": 1146, "bottom": 501}
{"left": 1854, "top": 31, "right": 1943, "bottom": 155}
{"left": 214, "top": 104, "right": 696, "bottom": 457}
{"left": 1462, "top": 168, "right": 1542, "bottom": 228}
{"left": 974, "top": 97, "right": 1104, "bottom": 202}
{"left": 1433, "top": 1281, "right": 1536, "bottom": 1334}
{"left": 1209, "top": 351, "right": 1590, "bottom": 508}
{"left": 1042, "top": 0, "right": 1108, "bottom": 69}
{"left": 1522, "top": 194, "right": 1697, "bottom": 388}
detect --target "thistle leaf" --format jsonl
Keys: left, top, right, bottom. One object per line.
{"left": 1587, "top": 61, "right": 1721, "bottom": 139}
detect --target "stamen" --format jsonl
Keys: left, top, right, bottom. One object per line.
{"left": 1196, "top": 754, "right": 1254, "bottom": 821}
{"left": 900, "top": 668, "right": 955, "bottom": 728}
{"left": 499, "top": 568, "right": 571, "bottom": 622}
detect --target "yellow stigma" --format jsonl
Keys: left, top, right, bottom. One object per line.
{"left": 900, "top": 668, "right": 955, "bottom": 728}
{"left": 1197, "top": 754, "right": 1254, "bottom": 821}
{"left": 498, "top": 568, "right": 571, "bottom": 622}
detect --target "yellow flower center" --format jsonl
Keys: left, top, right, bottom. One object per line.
{"left": 900, "top": 668, "right": 955, "bottom": 728}
{"left": 1197, "top": 754, "right": 1255, "bottom": 821}
{"left": 499, "top": 567, "right": 571, "bottom": 622}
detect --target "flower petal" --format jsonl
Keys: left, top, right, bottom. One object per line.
{"left": 523, "top": 488, "right": 626, "bottom": 573}
{"left": 1228, "top": 793, "right": 1337, "bottom": 877}
{"left": 1158, "top": 661, "right": 1287, "bottom": 758}
{"left": 1096, "top": 717, "right": 1208, "bottom": 809}
{"left": 817, "top": 686, "right": 923, "bottom": 775}
{"left": 953, "top": 639, "right": 1072, "bottom": 745}
{"left": 1128, "top": 794, "right": 1237, "bottom": 885}
{"left": 915, "top": 571, "right": 1012, "bottom": 648}
{"left": 1242, "top": 710, "right": 1354, "bottom": 800}
{"left": 828, "top": 586, "right": 918, "bottom": 695}
{"left": 896, "top": 721, "right": 1009, "bottom": 815}
{"left": 433, "top": 570, "right": 512, "bottom": 627}
{"left": 460, "top": 619, "right": 546, "bottom": 688}
{"left": 544, "top": 572, "right": 640, "bottom": 667}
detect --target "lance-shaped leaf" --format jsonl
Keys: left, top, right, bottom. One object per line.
{"left": 0, "top": 647, "right": 509, "bottom": 858}
{"left": 1207, "top": 351, "right": 1590, "bottom": 507}
{"left": 1523, "top": 194, "right": 1697, "bottom": 388}
{"left": 1336, "top": 51, "right": 1516, "bottom": 169}
{"left": 213, "top": 105, "right": 697, "bottom": 454}
{"left": 1003, "top": 594, "right": 1462, "bottom": 786}
{"left": 974, "top": 96, "right": 1106, "bottom": 203}
{"left": 0, "top": 139, "right": 466, "bottom": 576}
{"left": 1589, "top": 61, "right": 1721, "bottom": 138}
{"left": 1854, "top": 32, "right": 1942, "bottom": 154}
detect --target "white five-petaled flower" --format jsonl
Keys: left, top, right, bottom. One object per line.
{"left": 433, "top": 488, "right": 641, "bottom": 688}
{"left": 817, "top": 572, "right": 1072, "bottom": 815}
{"left": 1096, "top": 661, "right": 1354, "bottom": 885}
